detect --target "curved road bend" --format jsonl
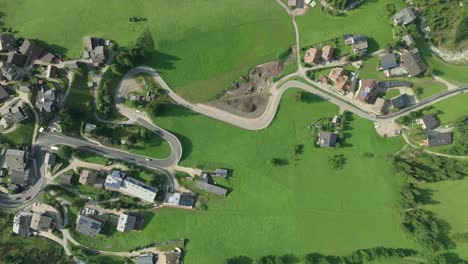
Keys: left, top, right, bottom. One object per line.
{"left": 121, "top": 66, "right": 468, "bottom": 130}
{"left": 35, "top": 133, "right": 178, "bottom": 188}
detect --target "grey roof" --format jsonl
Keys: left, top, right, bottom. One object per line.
{"left": 401, "top": 49, "right": 427, "bottom": 77}
{"left": 19, "top": 39, "right": 44, "bottom": 62}
{"left": 0, "top": 34, "right": 17, "bottom": 52}
{"left": 36, "top": 89, "right": 56, "bottom": 112}
{"left": 13, "top": 212, "right": 32, "bottom": 237}
{"left": 116, "top": 213, "right": 137, "bottom": 232}
{"left": 5, "top": 149, "right": 26, "bottom": 172}
{"left": 79, "top": 169, "right": 99, "bottom": 185}
{"left": 46, "top": 65, "right": 58, "bottom": 78}
{"left": 379, "top": 53, "right": 398, "bottom": 70}
{"left": 420, "top": 115, "right": 438, "bottom": 130}
{"left": 393, "top": 7, "right": 417, "bottom": 25}
{"left": 179, "top": 193, "right": 195, "bottom": 207}
{"left": 1, "top": 105, "right": 27, "bottom": 125}
{"left": 7, "top": 53, "right": 28, "bottom": 67}
{"left": 0, "top": 62, "right": 21, "bottom": 81}
{"left": 402, "top": 34, "right": 415, "bottom": 46}
{"left": 427, "top": 132, "right": 452, "bottom": 147}
{"left": 90, "top": 46, "right": 106, "bottom": 64}
{"left": 60, "top": 174, "right": 73, "bottom": 185}
{"left": 213, "top": 168, "right": 228, "bottom": 177}
{"left": 30, "top": 212, "right": 53, "bottom": 231}
{"left": 11, "top": 170, "right": 27, "bottom": 186}
{"left": 136, "top": 254, "right": 155, "bottom": 264}
{"left": 105, "top": 170, "right": 158, "bottom": 202}
{"left": 44, "top": 152, "right": 57, "bottom": 165}
{"left": 75, "top": 215, "right": 103, "bottom": 237}
{"left": 295, "top": 0, "right": 305, "bottom": 8}
{"left": 351, "top": 35, "right": 368, "bottom": 54}
{"left": 391, "top": 93, "right": 410, "bottom": 108}
{"left": 378, "top": 81, "right": 412, "bottom": 88}
{"left": 0, "top": 86, "right": 9, "bottom": 101}
{"left": 195, "top": 181, "right": 227, "bottom": 196}
{"left": 318, "top": 131, "right": 338, "bottom": 148}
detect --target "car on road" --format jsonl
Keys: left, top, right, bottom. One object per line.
{"left": 25, "top": 196, "right": 31, "bottom": 200}
{"left": 15, "top": 197, "right": 21, "bottom": 200}
{"left": 145, "top": 158, "right": 152, "bottom": 161}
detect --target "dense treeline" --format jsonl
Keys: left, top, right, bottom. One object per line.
{"left": 442, "top": 117, "right": 468, "bottom": 156}
{"left": 225, "top": 247, "right": 418, "bottom": 264}
{"left": 394, "top": 150, "right": 468, "bottom": 182}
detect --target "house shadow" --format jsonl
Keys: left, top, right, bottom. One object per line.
{"left": 31, "top": 39, "right": 68, "bottom": 58}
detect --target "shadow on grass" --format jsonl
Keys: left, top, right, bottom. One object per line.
{"left": 149, "top": 50, "right": 181, "bottom": 71}
{"left": 414, "top": 186, "right": 439, "bottom": 205}
{"left": 141, "top": 211, "right": 156, "bottom": 230}
{"left": 32, "top": 39, "right": 69, "bottom": 58}
{"left": 300, "top": 92, "right": 326, "bottom": 103}
{"left": 169, "top": 131, "right": 192, "bottom": 162}
{"left": 158, "top": 103, "right": 199, "bottom": 118}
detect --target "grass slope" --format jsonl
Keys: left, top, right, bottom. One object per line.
{"left": 0, "top": 0, "right": 294, "bottom": 102}
{"left": 431, "top": 93, "right": 468, "bottom": 125}
{"left": 75, "top": 90, "right": 418, "bottom": 263}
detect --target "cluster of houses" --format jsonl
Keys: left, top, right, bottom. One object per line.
{"left": 418, "top": 115, "right": 452, "bottom": 147}
{"left": 379, "top": 47, "right": 427, "bottom": 78}
{"left": 13, "top": 210, "right": 55, "bottom": 237}
{"left": 128, "top": 91, "right": 156, "bottom": 103}
{"left": 304, "top": 45, "right": 334, "bottom": 64}
{"left": 0, "top": 101, "right": 28, "bottom": 129}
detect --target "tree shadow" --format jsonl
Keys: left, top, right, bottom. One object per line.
{"left": 157, "top": 104, "right": 198, "bottom": 118}
{"left": 149, "top": 50, "right": 180, "bottom": 70}
{"left": 225, "top": 256, "right": 254, "bottom": 264}
{"left": 301, "top": 92, "right": 326, "bottom": 103}
{"left": 169, "top": 131, "right": 192, "bottom": 162}
{"left": 413, "top": 186, "right": 439, "bottom": 205}
{"left": 436, "top": 218, "right": 457, "bottom": 250}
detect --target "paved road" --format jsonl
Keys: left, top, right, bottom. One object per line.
{"left": 35, "top": 133, "right": 177, "bottom": 187}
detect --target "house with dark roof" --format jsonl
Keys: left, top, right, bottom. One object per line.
{"left": 347, "top": 35, "right": 368, "bottom": 54}
{"left": 0, "top": 85, "right": 10, "bottom": 102}
{"left": 166, "top": 192, "right": 195, "bottom": 208}
{"left": 44, "top": 152, "right": 57, "bottom": 166}
{"left": 0, "top": 34, "right": 17, "bottom": 52}
{"left": 418, "top": 115, "right": 438, "bottom": 130}
{"left": 304, "top": 48, "right": 321, "bottom": 64}
{"left": 322, "top": 46, "right": 334, "bottom": 61}
{"left": 13, "top": 211, "right": 32, "bottom": 237}
{"left": 36, "top": 88, "right": 56, "bottom": 112}
{"left": 317, "top": 131, "right": 338, "bottom": 148}
{"left": 30, "top": 212, "right": 53, "bottom": 231}
{"left": 0, "top": 105, "right": 28, "bottom": 128}
{"left": 45, "top": 65, "right": 58, "bottom": 78}
{"left": 288, "top": 0, "right": 305, "bottom": 8}
{"left": 379, "top": 53, "right": 398, "bottom": 70}
{"left": 19, "top": 39, "right": 44, "bottom": 63}
{"left": 60, "top": 174, "right": 73, "bottom": 186}
{"left": 0, "top": 62, "right": 21, "bottom": 81}
{"left": 393, "top": 7, "right": 417, "bottom": 25}
{"left": 426, "top": 132, "right": 452, "bottom": 147}
{"left": 117, "top": 213, "right": 137, "bottom": 232}
{"left": 75, "top": 215, "right": 103, "bottom": 237}
{"left": 7, "top": 53, "right": 28, "bottom": 67}
{"left": 355, "top": 79, "right": 379, "bottom": 103}
{"left": 136, "top": 253, "right": 156, "bottom": 264}
{"left": 79, "top": 169, "right": 99, "bottom": 185}
{"left": 401, "top": 49, "right": 427, "bottom": 77}
{"left": 391, "top": 93, "right": 410, "bottom": 109}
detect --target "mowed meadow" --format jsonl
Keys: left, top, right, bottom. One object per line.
{"left": 74, "top": 90, "right": 419, "bottom": 263}
{"left": 0, "top": 0, "right": 294, "bottom": 102}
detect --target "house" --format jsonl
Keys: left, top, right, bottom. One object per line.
{"left": 0, "top": 85, "right": 10, "bottom": 102}
{"left": 44, "top": 152, "right": 57, "bottom": 166}
{"left": 328, "top": 67, "right": 345, "bottom": 83}
{"left": 45, "top": 65, "right": 58, "bottom": 78}
{"left": 321, "top": 46, "right": 334, "bottom": 61}
{"left": 39, "top": 52, "right": 55, "bottom": 64}
{"left": 373, "top": 98, "right": 389, "bottom": 114}
{"left": 402, "top": 34, "right": 415, "bottom": 47}
{"left": 393, "top": 7, "right": 417, "bottom": 25}
{"left": 318, "top": 74, "right": 328, "bottom": 85}
{"left": 317, "top": 131, "right": 338, "bottom": 148}
{"left": 75, "top": 215, "right": 103, "bottom": 237}
{"left": 129, "top": 94, "right": 142, "bottom": 101}
{"left": 195, "top": 181, "right": 227, "bottom": 196}
{"left": 60, "top": 174, "right": 73, "bottom": 186}
{"left": 0, "top": 34, "right": 17, "bottom": 52}
{"left": 331, "top": 115, "right": 341, "bottom": 126}
{"left": 136, "top": 253, "right": 156, "bottom": 264}
{"left": 5, "top": 149, "right": 26, "bottom": 173}
{"left": 0, "top": 62, "right": 21, "bottom": 81}
{"left": 426, "top": 132, "right": 452, "bottom": 147}
{"left": 82, "top": 36, "right": 103, "bottom": 51}
{"left": 391, "top": 93, "right": 410, "bottom": 109}
{"left": 213, "top": 168, "right": 228, "bottom": 177}
{"left": 355, "top": 79, "right": 378, "bottom": 103}
{"left": 90, "top": 46, "right": 106, "bottom": 64}
{"left": 19, "top": 39, "right": 44, "bottom": 63}
{"left": 85, "top": 123, "right": 97, "bottom": 133}
{"left": 335, "top": 75, "right": 350, "bottom": 93}
{"left": 12, "top": 211, "right": 32, "bottom": 237}
{"left": 304, "top": 48, "right": 321, "bottom": 64}
{"left": 379, "top": 53, "right": 398, "bottom": 70}
{"left": 79, "top": 169, "right": 99, "bottom": 185}
{"left": 104, "top": 170, "right": 158, "bottom": 203}
{"left": 0, "top": 105, "right": 28, "bottom": 128}
{"left": 117, "top": 213, "right": 137, "bottom": 232}
{"left": 288, "top": 0, "right": 305, "bottom": 8}
{"left": 11, "top": 170, "right": 28, "bottom": 186}
{"left": 166, "top": 192, "right": 195, "bottom": 208}
{"left": 401, "top": 49, "right": 427, "bottom": 77}
{"left": 157, "top": 251, "right": 182, "bottom": 264}
{"left": 7, "top": 53, "right": 28, "bottom": 67}
{"left": 36, "top": 88, "right": 56, "bottom": 112}
{"left": 345, "top": 35, "right": 368, "bottom": 54}
{"left": 418, "top": 115, "right": 438, "bottom": 130}
{"left": 30, "top": 212, "right": 53, "bottom": 231}
{"left": 19, "top": 84, "right": 31, "bottom": 93}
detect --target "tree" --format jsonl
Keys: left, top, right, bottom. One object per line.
{"left": 129, "top": 29, "right": 155, "bottom": 58}
{"left": 328, "top": 154, "right": 346, "bottom": 169}
{"left": 414, "top": 86, "right": 424, "bottom": 98}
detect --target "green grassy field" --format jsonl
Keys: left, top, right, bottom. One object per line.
{"left": 296, "top": 0, "right": 405, "bottom": 51}
{"left": 0, "top": 0, "right": 294, "bottom": 102}
{"left": 74, "top": 89, "right": 418, "bottom": 263}
{"left": 413, "top": 81, "right": 447, "bottom": 100}
{"left": 0, "top": 114, "right": 35, "bottom": 147}
{"left": 419, "top": 178, "right": 468, "bottom": 259}
{"left": 431, "top": 93, "right": 468, "bottom": 124}
{"left": 385, "top": 89, "right": 400, "bottom": 99}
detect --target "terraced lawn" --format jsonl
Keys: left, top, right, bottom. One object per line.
{"left": 0, "top": 0, "right": 294, "bottom": 102}
{"left": 74, "top": 89, "right": 418, "bottom": 263}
